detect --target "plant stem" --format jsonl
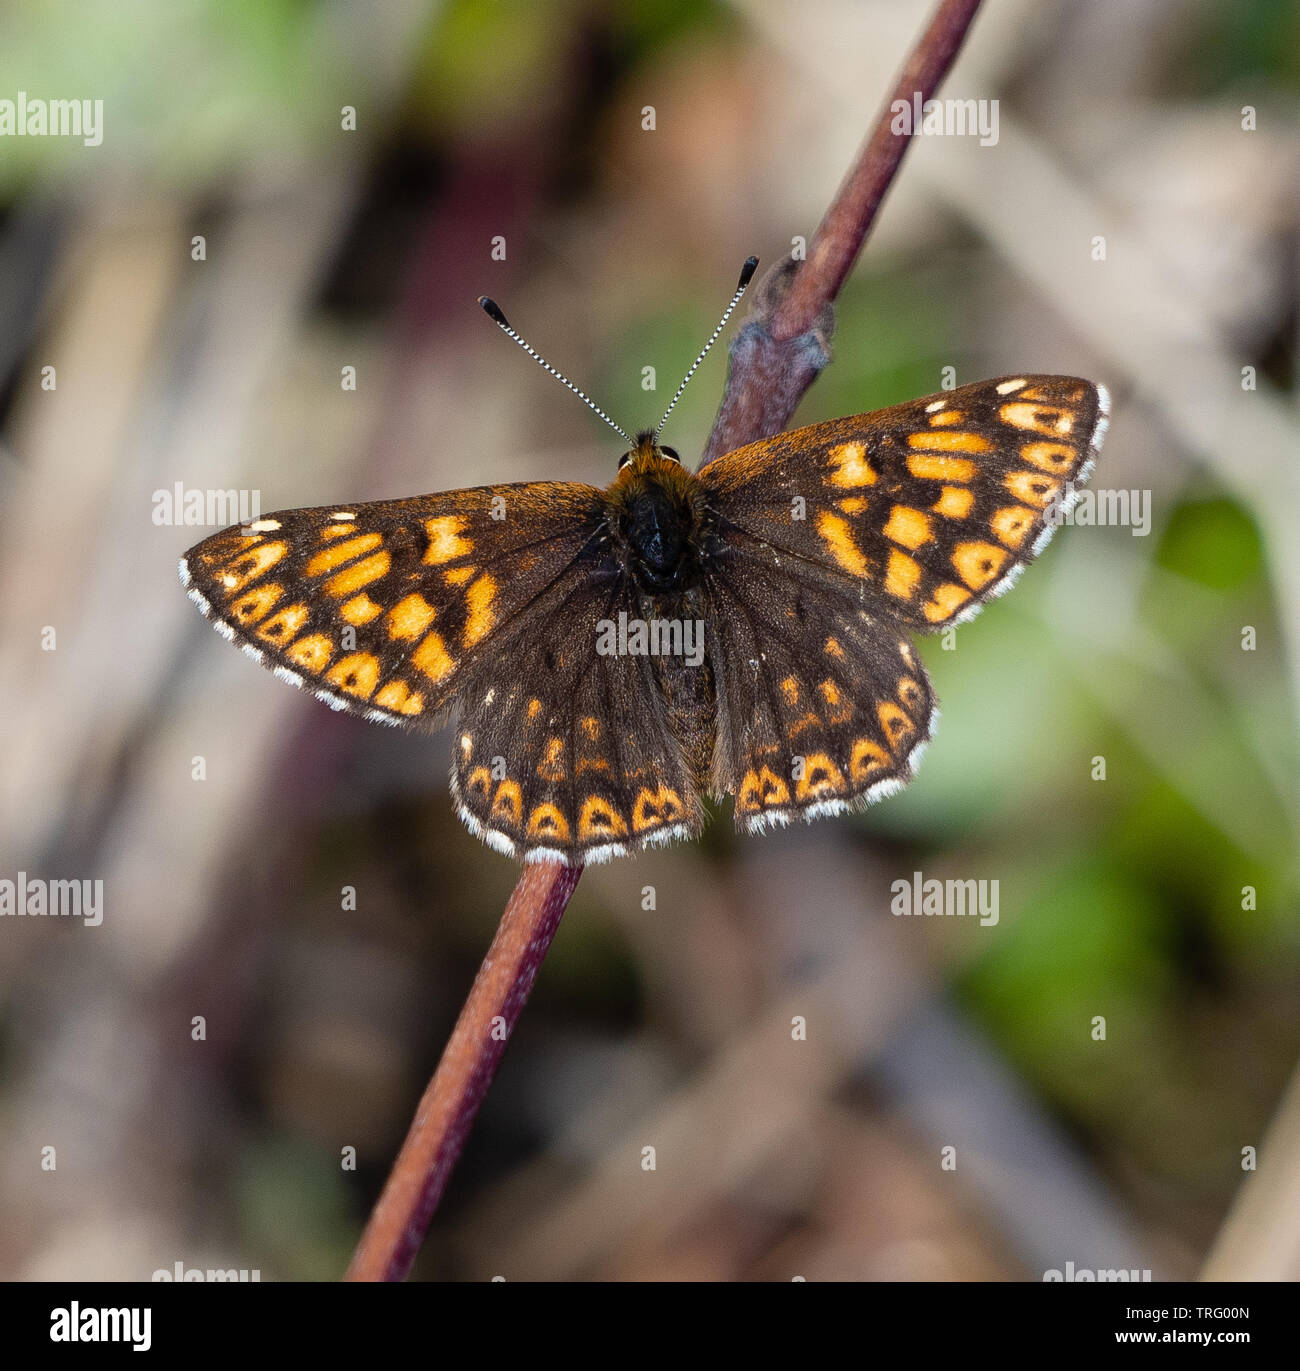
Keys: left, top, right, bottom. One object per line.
{"left": 344, "top": 861, "right": 582, "bottom": 1281}
{"left": 702, "top": 0, "right": 985, "bottom": 464}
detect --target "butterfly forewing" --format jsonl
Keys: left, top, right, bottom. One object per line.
{"left": 701, "top": 376, "right": 1108, "bottom": 631}
{"left": 180, "top": 483, "right": 606, "bottom": 727}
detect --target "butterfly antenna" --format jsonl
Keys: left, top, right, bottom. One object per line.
{"left": 655, "top": 255, "right": 758, "bottom": 438}
{"left": 477, "top": 296, "right": 632, "bottom": 445}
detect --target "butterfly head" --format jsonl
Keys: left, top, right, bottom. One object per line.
{"left": 616, "top": 430, "right": 683, "bottom": 475}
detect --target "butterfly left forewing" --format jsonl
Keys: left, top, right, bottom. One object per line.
{"left": 180, "top": 482, "right": 606, "bottom": 728}
{"left": 701, "top": 375, "right": 1108, "bottom": 631}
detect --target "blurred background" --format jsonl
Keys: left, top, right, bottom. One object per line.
{"left": 1, "top": 0, "right": 1297, "bottom": 1282}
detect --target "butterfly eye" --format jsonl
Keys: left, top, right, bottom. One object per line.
{"left": 660, "top": 446, "right": 680, "bottom": 463}
{"left": 618, "top": 453, "right": 632, "bottom": 469}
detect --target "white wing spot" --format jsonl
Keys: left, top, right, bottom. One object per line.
{"left": 995, "top": 378, "right": 1027, "bottom": 394}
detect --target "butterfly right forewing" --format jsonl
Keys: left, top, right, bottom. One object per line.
{"left": 700, "top": 375, "right": 1108, "bottom": 632}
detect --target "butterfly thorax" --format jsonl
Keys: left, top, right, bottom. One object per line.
{"left": 605, "top": 438, "right": 710, "bottom": 594}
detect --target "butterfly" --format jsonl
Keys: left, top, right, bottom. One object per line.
{"left": 180, "top": 259, "right": 1109, "bottom": 864}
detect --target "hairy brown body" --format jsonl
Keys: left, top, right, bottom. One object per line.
{"left": 602, "top": 435, "right": 719, "bottom": 789}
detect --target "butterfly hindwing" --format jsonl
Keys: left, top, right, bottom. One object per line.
{"left": 702, "top": 549, "right": 936, "bottom": 830}
{"left": 700, "top": 376, "right": 1109, "bottom": 631}
{"left": 449, "top": 568, "right": 705, "bottom": 862}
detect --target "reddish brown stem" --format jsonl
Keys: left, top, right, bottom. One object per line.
{"left": 702, "top": 0, "right": 984, "bottom": 464}
{"left": 344, "top": 0, "right": 985, "bottom": 1282}
{"left": 344, "top": 861, "right": 582, "bottom": 1281}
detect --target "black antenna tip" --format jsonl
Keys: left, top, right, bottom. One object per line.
{"left": 478, "top": 296, "right": 510, "bottom": 327}
{"left": 737, "top": 256, "right": 759, "bottom": 289}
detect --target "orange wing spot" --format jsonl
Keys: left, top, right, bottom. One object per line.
{"left": 375, "top": 680, "right": 424, "bottom": 715}
{"left": 819, "top": 679, "right": 852, "bottom": 724}
{"left": 816, "top": 512, "right": 870, "bottom": 576}
{"left": 990, "top": 505, "right": 1036, "bottom": 549}
{"left": 929, "top": 410, "right": 964, "bottom": 427}
{"left": 217, "top": 541, "right": 287, "bottom": 595}
{"left": 825, "top": 636, "right": 845, "bottom": 659}
{"left": 575, "top": 755, "right": 612, "bottom": 775}
{"left": 326, "top": 551, "right": 390, "bottom": 598}
{"left": 411, "top": 629, "right": 454, "bottom": 684}
{"left": 285, "top": 633, "right": 334, "bottom": 673}
{"left": 1021, "top": 382, "right": 1085, "bottom": 403}
{"left": 632, "top": 785, "right": 685, "bottom": 832}
{"left": 257, "top": 602, "right": 310, "bottom": 643}
{"left": 795, "top": 752, "right": 846, "bottom": 801}
{"left": 932, "top": 485, "right": 974, "bottom": 519}
{"left": 884, "top": 505, "right": 934, "bottom": 550}
{"left": 897, "top": 676, "right": 924, "bottom": 710}
{"left": 319, "top": 523, "right": 357, "bottom": 540}
{"left": 906, "top": 454, "right": 977, "bottom": 482}
{"left": 952, "top": 541, "right": 1011, "bottom": 590}
{"left": 326, "top": 652, "right": 380, "bottom": 699}
{"left": 305, "top": 533, "right": 382, "bottom": 577}
{"left": 423, "top": 515, "right": 473, "bottom": 565}
{"left": 465, "top": 767, "right": 493, "bottom": 801}
{"left": 780, "top": 677, "right": 800, "bottom": 706}
{"left": 849, "top": 737, "right": 891, "bottom": 783}
{"left": 527, "top": 803, "right": 571, "bottom": 842}
{"left": 737, "top": 766, "right": 792, "bottom": 813}
{"left": 1020, "top": 441, "right": 1078, "bottom": 475}
{"left": 462, "top": 573, "right": 498, "bottom": 647}
{"left": 907, "top": 431, "right": 992, "bottom": 454}
{"left": 885, "top": 549, "right": 923, "bottom": 600}
{"left": 537, "top": 736, "right": 565, "bottom": 782}
{"left": 1004, "top": 470, "right": 1061, "bottom": 509}
{"left": 341, "top": 593, "right": 383, "bottom": 626}
{"left": 578, "top": 796, "right": 628, "bottom": 841}
{"left": 827, "top": 441, "right": 878, "bottom": 487}
{"left": 444, "top": 566, "right": 475, "bottom": 587}
{"left": 526, "top": 698, "right": 543, "bottom": 721}
{"left": 789, "top": 711, "right": 823, "bottom": 739}
{"left": 230, "top": 583, "right": 283, "bottom": 626}
{"left": 837, "top": 496, "right": 869, "bottom": 514}
{"left": 491, "top": 779, "right": 523, "bottom": 826}
{"left": 877, "top": 701, "right": 915, "bottom": 749}
{"left": 388, "top": 593, "right": 437, "bottom": 641}
{"left": 922, "top": 582, "right": 972, "bottom": 623}
{"left": 580, "top": 716, "right": 601, "bottom": 741}
{"left": 999, "top": 402, "right": 1074, "bottom": 436}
